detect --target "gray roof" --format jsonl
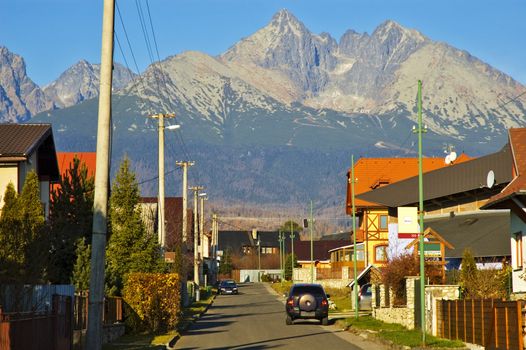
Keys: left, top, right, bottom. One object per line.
{"left": 0, "top": 123, "right": 59, "bottom": 181}
{"left": 424, "top": 210, "right": 510, "bottom": 259}
{"left": 0, "top": 123, "right": 52, "bottom": 157}
{"left": 357, "top": 145, "right": 513, "bottom": 211}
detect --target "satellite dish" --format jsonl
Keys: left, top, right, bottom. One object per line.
{"left": 487, "top": 170, "right": 495, "bottom": 188}
{"left": 449, "top": 151, "right": 457, "bottom": 162}
{"left": 445, "top": 155, "right": 451, "bottom": 165}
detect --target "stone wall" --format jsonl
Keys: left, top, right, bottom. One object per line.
{"left": 425, "top": 285, "right": 460, "bottom": 335}
{"left": 372, "top": 277, "right": 460, "bottom": 334}
{"left": 373, "top": 276, "right": 418, "bottom": 330}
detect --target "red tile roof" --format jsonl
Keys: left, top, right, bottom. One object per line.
{"left": 346, "top": 154, "right": 471, "bottom": 212}
{"left": 56, "top": 152, "right": 97, "bottom": 178}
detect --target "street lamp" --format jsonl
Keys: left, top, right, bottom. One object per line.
{"left": 150, "top": 112, "right": 178, "bottom": 249}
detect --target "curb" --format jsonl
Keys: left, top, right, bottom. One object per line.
{"left": 165, "top": 295, "right": 216, "bottom": 350}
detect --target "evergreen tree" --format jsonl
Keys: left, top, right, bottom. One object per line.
{"left": 19, "top": 172, "right": 47, "bottom": 283}
{"left": 71, "top": 238, "right": 91, "bottom": 291}
{"left": 0, "top": 172, "right": 47, "bottom": 283}
{"left": 284, "top": 253, "right": 299, "bottom": 280}
{"left": 460, "top": 248, "right": 477, "bottom": 297}
{"left": 219, "top": 249, "right": 233, "bottom": 275}
{"left": 0, "top": 182, "right": 21, "bottom": 282}
{"left": 48, "top": 156, "right": 94, "bottom": 284}
{"left": 279, "top": 220, "right": 302, "bottom": 235}
{"left": 105, "top": 157, "right": 165, "bottom": 296}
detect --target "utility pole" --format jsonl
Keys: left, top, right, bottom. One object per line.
{"left": 86, "top": 0, "right": 114, "bottom": 348}
{"left": 151, "top": 113, "right": 176, "bottom": 248}
{"left": 176, "top": 161, "right": 194, "bottom": 244}
{"left": 310, "top": 200, "right": 314, "bottom": 284}
{"left": 290, "top": 221, "right": 294, "bottom": 283}
{"left": 199, "top": 193, "right": 208, "bottom": 284}
{"left": 414, "top": 80, "right": 427, "bottom": 344}
{"left": 351, "top": 154, "right": 358, "bottom": 319}
{"left": 278, "top": 230, "right": 283, "bottom": 283}
{"left": 212, "top": 213, "right": 218, "bottom": 283}
{"left": 190, "top": 185, "right": 203, "bottom": 301}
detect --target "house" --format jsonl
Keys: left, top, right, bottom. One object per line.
{"left": 139, "top": 197, "right": 194, "bottom": 260}
{"left": 217, "top": 230, "right": 284, "bottom": 257}
{"left": 346, "top": 155, "right": 471, "bottom": 268}
{"left": 356, "top": 140, "right": 515, "bottom": 273}
{"left": 0, "top": 123, "right": 60, "bottom": 218}
{"left": 288, "top": 240, "right": 352, "bottom": 269}
{"left": 480, "top": 128, "right": 526, "bottom": 294}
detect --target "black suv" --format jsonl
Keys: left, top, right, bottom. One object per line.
{"left": 285, "top": 283, "right": 329, "bottom": 325}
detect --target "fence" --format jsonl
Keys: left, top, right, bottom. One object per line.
{"left": 316, "top": 268, "right": 342, "bottom": 280}
{"left": 0, "top": 295, "right": 72, "bottom": 350}
{"left": 437, "top": 299, "right": 524, "bottom": 350}
{"left": 73, "top": 294, "right": 123, "bottom": 330}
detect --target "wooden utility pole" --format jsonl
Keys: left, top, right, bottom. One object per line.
{"left": 176, "top": 161, "right": 194, "bottom": 244}
{"left": 86, "top": 0, "right": 114, "bottom": 348}
{"left": 190, "top": 185, "right": 203, "bottom": 301}
{"left": 199, "top": 194, "right": 208, "bottom": 283}
{"left": 212, "top": 213, "right": 218, "bottom": 283}
{"left": 150, "top": 113, "right": 175, "bottom": 248}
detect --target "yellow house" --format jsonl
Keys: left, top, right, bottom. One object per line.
{"left": 345, "top": 156, "right": 471, "bottom": 267}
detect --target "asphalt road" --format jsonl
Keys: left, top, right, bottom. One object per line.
{"left": 174, "top": 283, "right": 367, "bottom": 350}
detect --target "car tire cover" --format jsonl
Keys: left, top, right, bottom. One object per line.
{"left": 298, "top": 294, "right": 317, "bottom": 311}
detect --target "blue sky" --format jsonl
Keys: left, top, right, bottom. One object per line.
{"left": 1, "top": 0, "right": 524, "bottom": 86}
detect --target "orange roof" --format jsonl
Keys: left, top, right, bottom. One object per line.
{"left": 485, "top": 128, "right": 526, "bottom": 204}
{"left": 346, "top": 154, "right": 471, "bottom": 212}
{"left": 56, "top": 152, "right": 97, "bottom": 179}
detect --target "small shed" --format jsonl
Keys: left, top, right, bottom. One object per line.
{"left": 405, "top": 227, "right": 454, "bottom": 284}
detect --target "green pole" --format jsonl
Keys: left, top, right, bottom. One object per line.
{"left": 278, "top": 230, "right": 283, "bottom": 283}
{"left": 417, "top": 80, "right": 426, "bottom": 344}
{"left": 290, "top": 221, "right": 294, "bottom": 283}
{"left": 310, "top": 200, "right": 314, "bottom": 284}
{"left": 351, "top": 154, "right": 358, "bottom": 319}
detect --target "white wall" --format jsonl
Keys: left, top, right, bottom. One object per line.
{"left": 0, "top": 165, "right": 17, "bottom": 208}
{"left": 511, "top": 211, "right": 526, "bottom": 293}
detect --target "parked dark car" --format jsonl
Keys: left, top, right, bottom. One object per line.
{"left": 218, "top": 280, "right": 238, "bottom": 295}
{"left": 358, "top": 283, "right": 372, "bottom": 310}
{"left": 285, "top": 283, "right": 329, "bottom": 325}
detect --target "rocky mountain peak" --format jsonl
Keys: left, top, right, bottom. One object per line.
{"left": 0, "top": 46, "right": 54, "bottom": 122}
{"left": 269, "top": 9, "right": 307, "bottom": 36}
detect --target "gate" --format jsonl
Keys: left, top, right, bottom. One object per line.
{"left": 438, "top": 299, "right": 523, "bottom": 350}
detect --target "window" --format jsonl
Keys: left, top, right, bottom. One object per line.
{"left": 379, "top": 215, "right": 388, "bottom": 230}
{"left": 374, "top": 244, "right": 388, "bottom": 263}
{"left": 514, "top": 232, "right": 523, "bottom": 269}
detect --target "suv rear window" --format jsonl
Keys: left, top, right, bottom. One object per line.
{"left": 290, "top": 286, "right": 325, "bottom": 297}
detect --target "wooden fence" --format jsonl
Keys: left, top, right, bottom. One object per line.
{"left": 0, "top": 295, "right": 72, "bottom": 350}
{"left": 437, "top": 299, "right": 524, "bottom": 350}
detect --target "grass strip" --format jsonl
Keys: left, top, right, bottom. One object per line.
{"left": 345, "top": 316, "right": 465, "bottom": 348}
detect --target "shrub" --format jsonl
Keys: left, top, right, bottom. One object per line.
{"left": 381, "top": 253, "right": 419, "bottom": 305}
{"left": 122, "top": 272, "right": 180, "bottom": 333}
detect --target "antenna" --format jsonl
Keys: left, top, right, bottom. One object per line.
{"left": 487, "top": 170, "right": 495, "bottom": 188}
{"left": 443, "top": 144, "right": 456, "bottom": 165}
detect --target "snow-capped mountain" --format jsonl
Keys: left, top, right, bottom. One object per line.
{"left": 18, "top": 10, "right": 526, "bottom": 204}
{"left": 43, "top": 60, "right": 136, "bottom": 108}
{"left": 0, "top": 46, "right": 54, "bottom": 122}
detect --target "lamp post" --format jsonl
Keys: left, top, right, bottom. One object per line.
{"left": 309, "top": 200, "right": 314, "bottom": 283}
{"left": 416, "top": 80, "right": 426, "bottom": 344}
{"left": 151, "top": 115, "right": 178, "bottom": 248}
